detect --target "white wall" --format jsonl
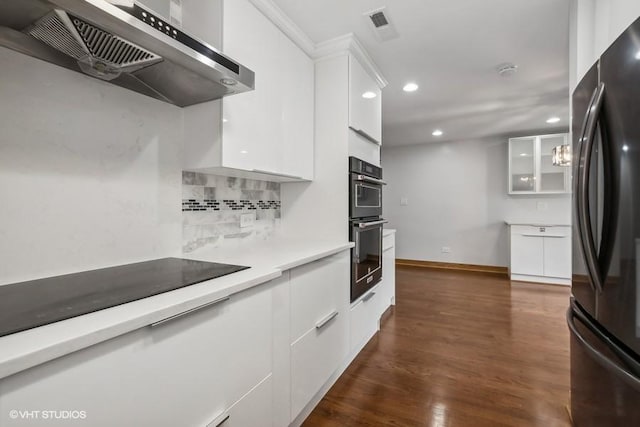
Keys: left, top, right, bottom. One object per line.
{"left": 382, "top": 138, "right": 571, "bottom": 267}
{"left": 0, "top": 48, "right": 183, "bottom": 285}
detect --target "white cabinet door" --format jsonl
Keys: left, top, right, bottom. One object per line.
{"left": 0, "top": 285, "right": 273, "bottom": 427}
{"left": 543, "top": 236, "right": 572, "bottom": 279}
{"left": 539, "top": 134, "right": 569, "bottom": 193}
{"left": 509, "top": 136, "right": 536, "bottom": 193}
{"left": 280, "top": 31, "right": 314, "bottom": 180}
{"left": 183, "top": 0, "right": 314, "bottom": 181}
{"left": 348, "top": 56, "right": 382, "bottom": 144}
{"left": 510, "top": 234, "right": 544, "bottom": 276}
{"left": 222, "top": 0, "right": 281, "bottom": 174}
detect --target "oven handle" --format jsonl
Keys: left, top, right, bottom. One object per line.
{"left": 355, "top": 174, "right": 387, "bottom": 185}
{"left": 355, "top": 219, "right": 388, "bottom": 229}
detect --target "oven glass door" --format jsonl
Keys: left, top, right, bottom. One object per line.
{"left": 355, "top": 183, "right": 381, "bottom": 208}
{"left": 351, "top": 221, "right": 383, "bottom": 301}
{"left": 351, "top": 175, "right": 382, "bottom": 218}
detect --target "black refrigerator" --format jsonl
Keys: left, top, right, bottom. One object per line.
{"left": 569, "top": 15, "right": 640, "bottom": 427}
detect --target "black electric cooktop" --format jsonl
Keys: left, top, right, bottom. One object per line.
{"left": 0, "top": 258, "right": 249, "bottom": 338}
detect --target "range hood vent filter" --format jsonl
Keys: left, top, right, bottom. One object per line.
{"left": 0, "top": 0, "right": 255, "bottom": 106}
{"left": 27, "top": 10, "right": 161, "bottom": 81}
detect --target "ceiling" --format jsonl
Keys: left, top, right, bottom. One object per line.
{"left": 272, "top": 0, "right": 571, "bottom": 147}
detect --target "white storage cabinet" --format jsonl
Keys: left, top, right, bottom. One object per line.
{"left": 183, "top": 0, "right": 314, "bottom": 181}
{"left": 509, "top": 225, "right": 572, "bottom": 285}
{"left": 508, "top": 133, "right": 570, "bottom": 194}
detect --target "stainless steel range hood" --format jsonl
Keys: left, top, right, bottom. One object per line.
{"left": 0, "top": 0, "right": 255, "bottom": 106}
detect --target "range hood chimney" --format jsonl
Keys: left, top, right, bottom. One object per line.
{"left": 0, "top": 0, "right": 255, "bottom": 107}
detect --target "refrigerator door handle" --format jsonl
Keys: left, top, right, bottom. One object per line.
{"left": 577, "top": 82, "right": 606, "bottom": 293}
{"left": 567, "top": 300, "right": 640, "bottom": 391}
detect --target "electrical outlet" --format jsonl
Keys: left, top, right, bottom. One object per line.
{"left": 441, "top": 246, "right": 451, "bottom": 253}
{"left": 400, "top": 197, "right": 409, "bottom": 206}
{"left": 240, "top": 212, "right": 255, "bottom": 228}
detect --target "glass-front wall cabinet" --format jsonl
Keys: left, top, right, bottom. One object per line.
{"left": 508, "top": 133, "right": 570, "bottom": 194}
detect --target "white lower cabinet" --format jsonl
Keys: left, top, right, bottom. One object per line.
{"left": 0, "top": 249, "right": 381, "bottom": 427}
{"left": 349, "top": 285, "right": 380, "bottom": 356}
{"left": 288, "top": 252, "right": 350, "bottom": 421}
{"left": 0, "top": 285, "right": 273, "bottom": 427}
{"left": 509, "top": 225, "right": 571, "bottom": 285}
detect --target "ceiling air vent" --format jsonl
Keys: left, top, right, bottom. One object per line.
{"left": 364, "top": 7, "right": 399, "bottom": 42}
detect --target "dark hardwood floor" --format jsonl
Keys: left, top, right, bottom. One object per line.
{"left": 303, "top": 266, "right": 571, "bottom": 427}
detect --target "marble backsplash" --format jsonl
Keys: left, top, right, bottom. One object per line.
{"left": 182, "top": 172, "right": 281, "bottom": 253}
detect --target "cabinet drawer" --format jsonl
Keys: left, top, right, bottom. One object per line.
{"left": 290, "top": 306, "right": 348, "bottom": 420}
{"left": 350, "top": 286, "right": 380, "bottom": 355}
{"left": 511, "top": 225, "right": 570, "bottom": 237}
{"left": 206, "top": 375, "right": 273, "bottom": 427}
{"left": 290, "top": 253, "right": 349, "bottom": 342}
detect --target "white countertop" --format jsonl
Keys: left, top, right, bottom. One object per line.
{"left": 0, "top": 238, "right": 353, "bottom": 380}
{"left": 505, "top": 221, "right": 571, "bottom": 227}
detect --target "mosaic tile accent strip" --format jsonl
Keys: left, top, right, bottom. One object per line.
{"left": 182, "top": 171, "right": 281, "bottom": 253}
{"left": 181, "top": 199, "right": 281, "bottom": 212}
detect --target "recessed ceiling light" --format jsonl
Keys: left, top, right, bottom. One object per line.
{"left": 403, "top": 83, "right": 419, "bottom": 92}
{"left": 520, "top": 153, "right": 527, "bottom": 156}
{"left": 623, "top": 144, "right": 629, "bottom": 152}
{"left": 240, "top": 150, "right": 248, "bottom": 154}
{"left": 546, "top": 117, "right": 561, "bottom": 124}
{"left": 362, "top": 91, "right": 377, "bottom": 99}
{"left": 636, "top": 51, "right": 640, "bottom": 60}
{"left": 432, "top": 129, "right": 443, "bottom": 136}
{"left": 222, "top": 118, "right": 228, "bottom": 123}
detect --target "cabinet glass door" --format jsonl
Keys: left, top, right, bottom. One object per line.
{"left": 540, "top": 134, "right": 568, "bottom": 192}
{"left": 510, "top": 137, "right": 536, "bottom": 192}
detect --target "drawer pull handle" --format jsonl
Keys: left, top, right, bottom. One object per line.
{"left": 150, "top": 296, "right": 230, "bottom": 328}
{"left": 349, "top": 126, "right": 381, "bottom": 145}
{"left": 251, "top": 169, "right": 303, "bottom": 180}
{"left": 207, "top": 412, "right": 230, "bottom": 427}
{"left": 215, "top": 415, "right": 230, "bottom": 427}
{"left": 540, "top": 227, "right": 546, "bottom": 232}
{"left": 316, "top": 310, "right": 339, "bottom": 329}
{"left": 363, "top": 291, "right": 376, "bottom": 302}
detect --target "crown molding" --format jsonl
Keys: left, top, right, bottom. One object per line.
{"left": 313, "top": 33, "right": 387, "bottom": 89}
{"left": 248, "top": 1, "right": 387, "bottom": 89}
{"left": 248, "top": 0, "right": 316, "bottom": 57}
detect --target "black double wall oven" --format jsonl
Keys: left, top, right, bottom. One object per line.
{"left": 349, "top": 156, "right": 387, "bottom": 302}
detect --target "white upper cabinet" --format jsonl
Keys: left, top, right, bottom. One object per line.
{"left": 348, "top": 55, "right": 382, "bottom": 145}
{"left": 508, "top": 133, "right": 570, "bottom": 194}
{"left": 183, "top": 0, "right": 314, "bottom": 182}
